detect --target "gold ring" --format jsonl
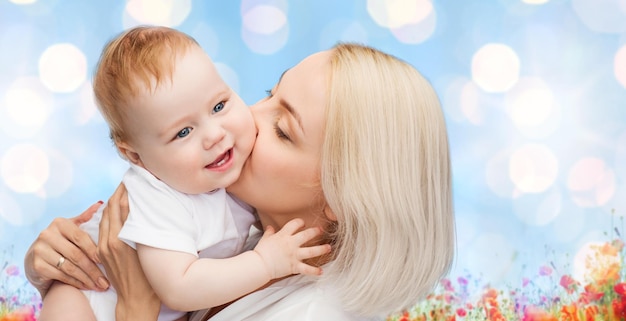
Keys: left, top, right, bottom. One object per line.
{"left": 56, "top": 256, "right": 66, "bottom": 269}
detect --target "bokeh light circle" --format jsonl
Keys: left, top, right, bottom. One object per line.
{"left": 509, "top": 144, "right": 558, "bottom": 194}
{"left": 522, "top": 0, "right": 549, "bottom": 4}
{"left": 567, "top": 157, "right": 616, "bottom": 207}
{"left": 389, "top": 8, "right": 436, "bottom": 44}
{"left": 614, "top": 45, "right": 626, "bottom": 89}
{"left": 504, "top": 77, "right": 561, "bottom": 138}
{"left": 367, "top": 0, "right": 433, "bottom": 29}
{"left": 243, "top": 5, "right": 286, "bottom": 34}
{"left": 3, "top": 77, "right": 54, "bottom": 134}
{"left": 513, "top": 190, "right": 561, "bottom": 226}
{"left": 9, "top": 0, "right": 36, "bottom": 4}
{"left": 572, "top": 0, "right": 626, "bottom": 34}
{"left": 486, "top": 148, "right": 518, "bottom": 198}
{"left": 124, "top": 0, "right": 191, "bottom": 27}
{"left": 38, "top": 43, "right": 87, "bottom": 93}
{"left": 573, "top": 240, "right": 620, "bottom": 283}
{"left": 1, "top": 144, "right": 50, "bottom": 194}
{"left": 472, "top": 43, "right": 520, "bottom": 93}
{"left": 41, "top": 149, "right": 74, "bottom": 198}
{"left": 241, "top": 4, "right": 289, "bottom": 54}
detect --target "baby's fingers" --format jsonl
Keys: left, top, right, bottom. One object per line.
{"left": 298, "top": 244, "right": 332, "bottom": 261}
{"left": 293, "top": 226, "right": 323, "bottom": 245}
{"left": 277, "top": 218, "right": 305, "bottom": 235}
{"left": 294, "top": 262, "right": 324, "bottom": 276}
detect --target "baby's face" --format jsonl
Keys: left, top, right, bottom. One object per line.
{"left": 123, "top": 46, "right": 256, "bottom": 194}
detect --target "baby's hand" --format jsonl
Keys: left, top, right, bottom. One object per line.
{"left": 253, "top": 218, "right": 332, "bottom": 279}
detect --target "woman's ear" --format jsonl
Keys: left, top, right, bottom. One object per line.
{"left": 324, "top": 205, "right": 337, "bottom": 221}
{"left": 116, "top": 141, "right": 143, "bottom": 166}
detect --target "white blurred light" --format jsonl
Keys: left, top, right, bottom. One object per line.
{"left": 39, "top": 43, "right": 87, "bottom": 93}
{"left": 3, "top": 77, "right": 53, "bottom": 131}
{"left": 241, "top": 4, "right": 289, "bottom": 54}
{"left": 243, "top": 5, "right": 286, "bottom": 34}
{"left": 522, "top": 0, "right": 549, "bottom": 4}
{"left": 459, "top": 81, "right": 484, "bottom": 125}
{"left": 1, "top": 144, "right": 50, "bottom": 194}
{"left": 509, "top": 144, "right": 558, "bottom": 194}
{"left": 41, "top": 150, "right": 74, "bottom": 198}
{"left": 124, "top": 0, "right": 191, "bottom": 27}
{"left": 0, "top": 193, "right": 22, "bottom": 226}
{"left": 614, "top": 45, "right": 626, "bottom": 89}
{"left": 505, "top": 78, "right": 554, "bottom": 127}
{"left": 572, "top": 0, "right": 626, "bottom": 34}
{"left": 505, "top": 77, "right": 561, "bottom": 139}
{"left": 616, "top": 131, "right": 626, "bottom": 181}
{"left": 9, "top": 0, "right": 36, "bottom": 4}
{"left": 0, "top": 192, "right": 46, "bottom": 226}
{"left": 513, "top": 190, "right": 561, "bottom": 226}
{"left": 76, "top": 82, "right": 99, "bottom": 125}
{"left": 367, "top": 0, "right": 433, "bottom": 29}
{"left": 572, "top": 239, "right": 620, "bottom": 284}
{"left": 567, "top": 157, "right": 616, "bottom": 207}
{"left": 472, "top": 43, "right": 520, "bottom": 93}
{"left": 389, "top": 9, "right": 436, "bottom": 44}
{"left": 486, "top": 148, "right": 518, "bottom": 198}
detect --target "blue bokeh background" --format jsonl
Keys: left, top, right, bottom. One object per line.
{"left": 1, "top": 0, "right": 625, "bottom": 300}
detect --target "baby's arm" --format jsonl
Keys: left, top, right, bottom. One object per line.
{"left": 137, "top": 218, "right": 331, "bottom": 312}
{"left": 38, "top": 282, "right": 97, "bottom": 321}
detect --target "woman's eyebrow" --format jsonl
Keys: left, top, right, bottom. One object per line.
{"left": 280, "top": 97, "right": 304, "bottom": 134}
{"left": 274, "top": 68, "right": 304, "bottom": 134}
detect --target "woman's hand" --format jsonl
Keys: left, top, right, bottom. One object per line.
{"left": 98, "top": 183, "right": 161, "bottom": 321}
{"left": 24, "top": 201, "right": 109, "bottom": 297}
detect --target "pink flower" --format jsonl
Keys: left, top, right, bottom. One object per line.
{"left": 559, "top": 275, "right": 578, "bottom": 294}
{"left": 5, "top": 265, "right": 19, "bottom": 276}
{"left": 441, "top": 278, "right": 454, "bottom": 292}
{"left": 456, "top": 308, "right": 467, "bottom": 317}
{"left": 522, "top": 277, "right": 530, "bottom": 287}
{"left": 539, "top": 265, "right": 552, "bottom": 276}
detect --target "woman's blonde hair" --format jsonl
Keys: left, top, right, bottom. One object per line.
{"left": 321, "top": 43, "right": 455, "bottom": 317}
{"left": 93, "top": 26, "right": 198, "bottom": 144}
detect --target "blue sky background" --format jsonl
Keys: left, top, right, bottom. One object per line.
{"left": 1, "top": 0, "right": 625, "bottom": 297}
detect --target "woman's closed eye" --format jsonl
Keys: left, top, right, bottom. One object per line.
{"left": 273, "top": 123, "right": 290, "bottom": 141}
{"left": 176, "top": 127, "right": 192, "bottom": 139}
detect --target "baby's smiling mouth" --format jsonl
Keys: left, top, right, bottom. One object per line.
{"left": 206, "top": 149, "right": 232, "bottom": 168}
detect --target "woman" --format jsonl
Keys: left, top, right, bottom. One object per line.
{"left": 25, "top": 43, "right": 455, "bottom": 320}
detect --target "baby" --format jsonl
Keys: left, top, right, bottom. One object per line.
{"left": 39, "top": 26, "right": 330, "bottom": 321}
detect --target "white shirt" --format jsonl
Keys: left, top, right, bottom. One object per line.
{"left": 118, "top": 164, "right": 256, "bottom": 259}
{"left": 80, "top": 163, "right": 256, "bottom": 321}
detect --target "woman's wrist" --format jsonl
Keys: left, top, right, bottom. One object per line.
{"left": 115, "top": 292, "right": 161, "bottom": 321}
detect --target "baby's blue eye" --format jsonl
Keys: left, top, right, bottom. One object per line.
{"left": 176, "top": 127, "right": 191, "bottom": 138}
{"left": 213, "top": 102, "right": 225, "bottom": 113}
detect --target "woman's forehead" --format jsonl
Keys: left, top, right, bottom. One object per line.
{"left": 281, "top": 50, "right": 331, "bottom": 134}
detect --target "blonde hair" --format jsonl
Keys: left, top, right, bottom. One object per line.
{"left": 93, "top": 26, "right": 198, "bottom": 144}
{"left": 321, "top": 43, "right": 455, "bottom": 317}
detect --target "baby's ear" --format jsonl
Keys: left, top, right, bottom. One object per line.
{"left": 116, "top": 141, "right": 142, "bottom": 165}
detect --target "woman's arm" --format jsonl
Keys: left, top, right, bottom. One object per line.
{"left": 23, "top": 201, "right": 109, "bottom": 297}
{"left": 98, "top": 184, "right": 162, "bottom": 321}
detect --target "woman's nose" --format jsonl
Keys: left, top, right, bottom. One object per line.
{"left": 202, "top": 126, "right": 226, "bottom": 150}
